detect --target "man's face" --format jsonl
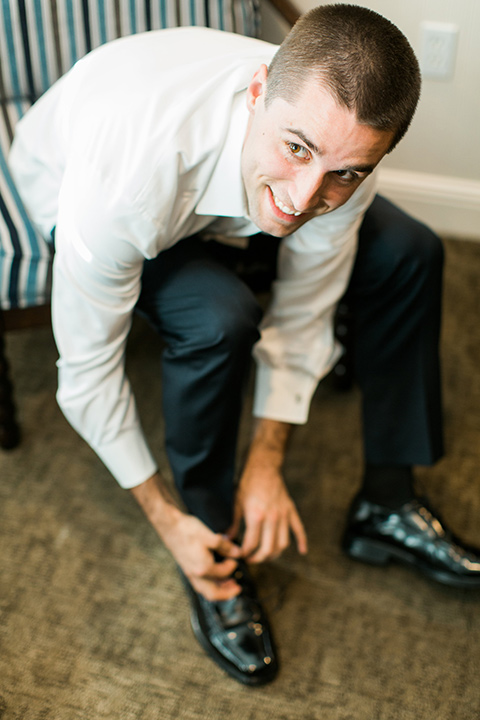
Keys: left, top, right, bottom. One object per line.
{"left": 241, "top": 65, "right": 394, "bottom": 237}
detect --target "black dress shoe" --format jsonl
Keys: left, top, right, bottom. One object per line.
{"left": 181, "top": 561, "right": 278, "bottom": 686}
{"left": 342, "top": 495, "right": 480, "bottom": 588}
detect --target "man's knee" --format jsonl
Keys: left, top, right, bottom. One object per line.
{"left": 356, "top": 195, "right": 444, "bottom": 290}
{"left": 163, "top": 272, "right": 262, "bottom": 361}
{"left": 201, "top": 282, "right": 262, "bottom": 354}
{"left": 139, "top": 241, "right": 262, "bottom": 355}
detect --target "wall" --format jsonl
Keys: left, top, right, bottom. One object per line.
{"left": 260, "top": 0, "right": 480, "bottom": 240}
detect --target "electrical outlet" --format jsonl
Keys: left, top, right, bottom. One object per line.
{"left": 420, "top": 21, "right": 459, "bottom": 79}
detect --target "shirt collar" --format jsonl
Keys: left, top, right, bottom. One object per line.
{"left": 195, "top": 91, "right": 249, "bottom": 219}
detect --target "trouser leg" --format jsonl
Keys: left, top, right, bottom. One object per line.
{"left": 136, "top": 237, "right": 262, "bottom": 532}
{"left": 345, "top": 195, "right": 445, "bottom": 467}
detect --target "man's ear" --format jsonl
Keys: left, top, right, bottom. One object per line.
{"left": 246, "top": 64, "right": 268, "bottom": 113}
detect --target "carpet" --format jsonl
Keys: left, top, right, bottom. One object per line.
{"left": 1, "top": 237, "right": 480, "bottom": 719}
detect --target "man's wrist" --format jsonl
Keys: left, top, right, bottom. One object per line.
{"left": 130, "top": 472, "right": 184, "bottom": 536}
{"left": 246, "top": 418, "right": 292, "bottom": 472}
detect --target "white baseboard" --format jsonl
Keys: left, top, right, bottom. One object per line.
{"left": 377, "top": 168, "right": 480, "bottom": 241}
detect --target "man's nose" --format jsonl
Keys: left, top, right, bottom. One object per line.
{"left": 289, "top": 170, "right": 328, "bottom": 213}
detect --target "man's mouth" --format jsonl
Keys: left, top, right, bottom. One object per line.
{"left": 271, "top": 189, "right": 302, "bottom": 217}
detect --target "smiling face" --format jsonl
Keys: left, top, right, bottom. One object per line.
{"left": 241, "top": 65, "right": 395, "bottom": 237}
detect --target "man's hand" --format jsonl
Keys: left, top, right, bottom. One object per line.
{"left": 228, "top": 419, "right": 308, "bottom": 563}
{"left": 130, "top": 473, "right": 242, "bottom": 601}
{"left": 162, "top": 513, "right": 243, "bottom": 601}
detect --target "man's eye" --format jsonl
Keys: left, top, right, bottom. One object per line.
{"left": 288, "top": 143, "right": 309, "bottom": 159}
{"left": 335, "top": 170, "right": 360, "bottom": 183}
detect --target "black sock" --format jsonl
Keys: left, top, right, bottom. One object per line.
{"left": 360, "top": 464, "right": 415, "bottom": 509}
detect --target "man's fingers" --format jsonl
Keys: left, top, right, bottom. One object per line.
{"left": 276, "top": 518, "right": 290, "bottom": 556}
{"left": 184, "top": 536, "right": 242, "bottom": 601}
{"left": 226, "top": 503, "right": 242, "bottom": 542}
{"left": 190, "top": 554, "right": 242, "bottom": 601}
{"left": 207, "top": 557, "right": 239, "bottom": 580}
{"left": 245, "top": 519, "right": 277, "bottom": 563}
{"left": 239, "top": 517, "right": 262, "bottom": 558}
{"left": 211, "top": 533, "right": 242, "bottom": 559}
{"left": 291, "top": 510, "right": 308, "bottom": 555}
{"left": 246, "top": 517, "right": 290, "bottom": 564}
{"left": 243, "top": 508, "right": 308, "bottom": 563}
{"left": 191, "top": 574, "right": 242, "bottom": 602}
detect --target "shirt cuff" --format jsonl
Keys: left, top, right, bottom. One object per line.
{"left": 252, "top": 362, "right": 317, "bottom": 424}
{"left": 94, "top": 429, "right": 159, "bottom": 489}
{"left": 252, "top": 345, "right": 343, "bottom": 425}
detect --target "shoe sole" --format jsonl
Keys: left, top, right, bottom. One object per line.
{"left": 344, "top": 536, "right": 480, "bottom": 589}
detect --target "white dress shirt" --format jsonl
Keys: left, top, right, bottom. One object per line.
{"left": 9, "top": 27, "right": 376, "bottom": 488}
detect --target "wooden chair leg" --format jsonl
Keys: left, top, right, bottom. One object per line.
{"left": 0, "top": 313, "right": 21, "bottom": 449}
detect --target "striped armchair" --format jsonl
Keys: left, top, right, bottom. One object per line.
{"left": 0, "top": 0, "right": 263, "bottom": 449}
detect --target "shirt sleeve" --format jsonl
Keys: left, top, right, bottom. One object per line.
{"left": 252, "top": 174, "right": 377, "bottom": 425}
{"left": 52, "top": 165, "right": 159, "bottom": 488}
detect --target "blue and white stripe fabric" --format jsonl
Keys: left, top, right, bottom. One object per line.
{"left": 0, "top": 0, "right": 260, "bottom": 308}
{"left": 0, "top": 98, "right": 53, "bottom": 308}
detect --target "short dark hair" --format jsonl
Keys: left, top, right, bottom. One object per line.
{"left": 265, "top": 4, "right": 421, "bottom": 152}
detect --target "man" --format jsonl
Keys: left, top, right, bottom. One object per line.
{"left": 9, "top": 4, "right": 480, "bottom": 687}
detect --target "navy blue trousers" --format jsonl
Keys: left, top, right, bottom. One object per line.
{"left": 136, "top": 195, "right": 444, "bottom": 532}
